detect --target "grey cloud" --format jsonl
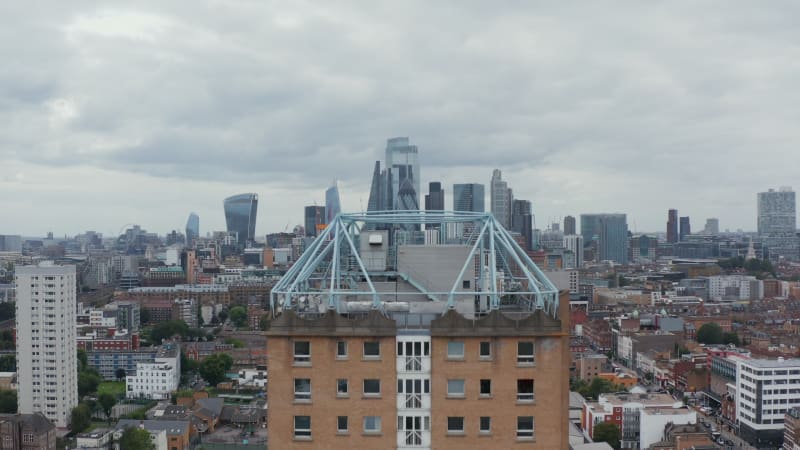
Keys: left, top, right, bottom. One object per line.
{"left": 2, "top": 1, "right": 800, "bottom": 233}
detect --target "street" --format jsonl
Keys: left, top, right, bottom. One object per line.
{"left": 696, "top": 409, "right": 756, "bottom": 450}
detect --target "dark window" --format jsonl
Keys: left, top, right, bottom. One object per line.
{"left": 480, "top": 379, "right": 492, "bottom": 396}
{"left": 479, "top": 341, "right": 491, "bottom": 358}
{"left": 363, "top": 341, "right": 380, "bottom": 358}
{"left": 364, "top": 379, "right": 381, "bottom": 395}
{"left": 447, "top": 417, "right": 464, "bottom": 432}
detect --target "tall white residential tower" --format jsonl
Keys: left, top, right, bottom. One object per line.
{"left": 15, "top": 263, "right": 78, "bottom": 428}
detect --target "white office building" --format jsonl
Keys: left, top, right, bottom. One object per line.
{"left": 15, "top": 263, "right": 79, "bottom": 428}
{"left": 736, "top": 358, "right": 800, "bottom": 446}
{"left": 126, "top": 343, "right": 180, "bottom": 400}
{"left": 707, "top": 275, "right": 763, "bottom": 301}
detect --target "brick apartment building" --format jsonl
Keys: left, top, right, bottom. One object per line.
{"left": 266, "top": 291, "right": 571, "bottom": 449}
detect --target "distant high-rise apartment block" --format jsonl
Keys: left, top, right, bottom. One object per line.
{"left": 453, "top": 184, "right": 485, "bottom": 212}
{"left": 304, "top": 206, "right": 326, "bottom": 237}
{"left": 224, "top": 193, "right": 258, "bottom": 244}
{"left": 16, "top": 263, "right": 79, "bottom": 428}
{"left": 563, "top": 216, "right": 576, "bottom": 235}
{"left": 679, "top": 216, "right": 691, "bottom": 241}
{"left": 703, "top": 218, "right": 719, "bottom": 235}
{"left": 563, "top": 234, "right": 584, "bottom": 268}
{"left": 580, "top": 214, "right": 629, "bottom": 264}
{"left": 758, "top": 187, "right": 796, "bottom": 234}
{"left": 490, "top": 169, "right": 513, "bottom": 228}
{"left": 424, "top": 182, "right": 445, "bottom": 211}
{"left": 325, "top": 182, "right": 342, "bottom": 223}
{"left": 185, "top": 212, "right": 199, "bottom": 245}
{"left": 758, "top": 187, "right": 799, "bottom": 261}
{"left": 667, "top": 209, "right": 678, "bottom": 243}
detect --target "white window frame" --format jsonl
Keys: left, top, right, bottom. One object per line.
{"left": 479, "top": 379, "right": 492, "bottom": 397}
{"left": 337, "top": 378, "right": 349, "bottom": 396}
{"left": 336, "top": 340, "right": 348, "bottom": 359}
{"left": 447, "top": 416, "right": 465, "bottom": 434}
{"left": 294, "top": 415, "right": 311, "bottom": 439}
{"left": 363, "top": 416, "right": 382, "bottom": 433}
{"left": 517, "top": 341, "right": 535, "bottom": 365}
{"left": 479, "top": 416, "right": 491, "bottom": 433}
{"left": 294, "top": 378, "right": 311, "bottom": 401}
{"left": 479, "top": 341, "right": 492, "bottom": 358}
{"left": 337, "top": 416, "right": 348, "bottom": 433}
{"left": 447, "top": 379, "right": 465, "bottom": 397}
{"left": 517, "top": 379, "right": 534, "bottom": 402}
{"left": 517, "top": 416, "right": 534, "bottom": 439}
{"left": 293, "top": 341, "right": 310, "bottom": 364}
{"left": 363, "top": 341, "right": 381, "bottom": 359}
{"left": 447, "top": 341, "right": 465, "bottom": 359}
{"left": 363, "top": 379, "right": 381, "bottom": 396}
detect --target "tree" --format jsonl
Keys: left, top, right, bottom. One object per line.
{"left": 115, "top": 368, "right": 128, "bottom": 381}
{"left": 593, "top": 422, "right": 621, "bottom": 450}
{"left": 0, "top": 390, "right": 16, "bottom": 413}
{"left": 149, "top": 320, "right": 189, "bottom": 343}
{"left": 140, "top": 308, "right": 151, "bottom": 325}
{"left": 696, "top": 322, "right": 724, "bottom": 345}
{"left": 229, "top": 306, "right": 247, "bottom": 328}
{"left": 573, "top": 377, "right": 620, "bottom": 400}
{"left": 119, "top": 427, "right": 154, "bottom": 450}
{"left": 0, "top": 302, "right": 14, "bottom": 321}
{"left": 225, "top": 338, "right": 245, "bottom": 348}
{"left": 199, "top": 353, "right": 234, "bottom": 386}
{"left": 78, "top": 369, "right": 102, "bottom": 397}
{"left": 98, "top": 393, "right": 116, "bottom": 422}
{"left": 217, "top": 309, "right": 229, "bottom": 323}
{"left": 0, "top": 355, "right": 15, "bottom": 372}
{"left": 722, "top": 332, "right": 741, "bottom": 346}
{"left": 77, "top": 348, "right": 88, "bottom": 371}
{"left": 70, "top": 403, "right": 92, "bottom": 433}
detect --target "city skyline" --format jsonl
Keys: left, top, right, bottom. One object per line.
{"left": 4, "top": 3, "right": 800, "bottom": 236}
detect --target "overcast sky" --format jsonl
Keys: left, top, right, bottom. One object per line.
{"left": 2, "top": 1, "right": 800, "bottom": 238}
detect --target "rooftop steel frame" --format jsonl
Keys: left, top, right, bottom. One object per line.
{"left": 270, "top": 210, "right": 560, "bottom": 318}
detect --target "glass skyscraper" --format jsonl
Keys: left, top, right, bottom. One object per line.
{"left": 304, "top": 206, "right": 326, "bottom": 237}
{"left": 453, "top": 183, "right": 485, "bottom": 212}
{"left": 580, "top": 213, "right": 629, "bottom": 264}
{"left": 185, "top": 212, "right": 199, "bottom": 245}
{"left": 385, "top": 137, "right": 420, "bottom": 211}
{"left": 325, "top": 182, "right": 342, "bottom": 223}
{"left": 490, "top": 169, "right": 513, "bottom": 228}
{"left": 224, "top": 193, "right": 258, "bottom": 244}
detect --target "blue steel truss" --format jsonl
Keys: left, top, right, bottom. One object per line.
{"left": 270, "top": 210, "right": 560, "bottom": 318}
